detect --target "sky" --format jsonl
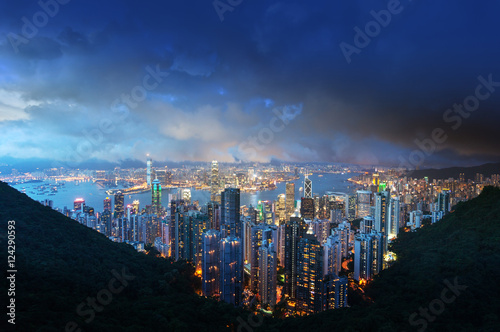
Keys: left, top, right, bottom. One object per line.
{"left": 1, "top": 0, "right": 500, "bottom": 169}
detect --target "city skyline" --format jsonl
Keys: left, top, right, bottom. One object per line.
{"left": 1, "top": 1, "right": 500, "bottom": 169}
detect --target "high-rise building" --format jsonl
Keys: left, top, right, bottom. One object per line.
{"left": 114, "top": 191, "right": 124, "bottom": 219}
{"left": 181, "top": 188, "right": 191, "bottom": 205}
{"left": 259, "top": 242, "right": 277, "bottom": 306}
{"left": 210, "top": 160, "right": 220, "bottom": 203}
{"left": 323, "top": 234, "right": 342, "bottom": 276}
{"left": 345, "top": 194, "right": 356, "bottom": 222}
{"left": 304, "top": 174, "right": 312, "bottom": 198}
{"left": 285, "top": 182, "right": 295, "bottom": 221}
{"left": 296, "top": 235, "right": 324, "bottom": 313}
{"left": 321, "top": 274, "right": 348, "bottom": 310}
{"left": 201, "top": 230, "right": 220, "bottom": 298}
{"left": 221, "top": 188, "right": 240, "bottom": 238}
{"left": 220, "top": 236, "right": 243, "bottom": 306}
{"left": 300, "top": 197, "right": 315, "bottom": 220}
{"left": 249, "top": 224, "right": 274, "bottom": 292}
{"left": 146, "top": 157, "right": 152, "bottom": 186}
{"left": 284, "top": 217, "right": 307, "bottom": 298}
{"left": 438, "top": 190, "right": 451, "bottom": 214}
{"left": 103, "top": 197, "right": 111, "bottom": 211}
{"left": 354, "top": 231, "right": 385, "bottom": 281}
{"left": 388, "top": 197, "right": 401, "bottom": 239}
{"left": 374, "top": 191, "right": 389, "bottom": 233}
{"left": 276, "top": 194, "right": 286, "bottom": 225}
{"left": 356, "top": 190, "right": 372, "bottom": 219}
{"left": 74, "top": 198, "right": 85, "bottom": 212}
{"left": 332, "top": 220, "right": 351, "bottom": 259}
{"left": 151, "top": 178, "right": 162, "bottom": 215}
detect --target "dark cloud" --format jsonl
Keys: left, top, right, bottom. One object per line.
{"left": 0, "top": 0, "right": 499, "bottom": 168}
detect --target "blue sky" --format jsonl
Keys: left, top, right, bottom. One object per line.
{"left": 1, "top": 0, "right": 499, "bottom": 168}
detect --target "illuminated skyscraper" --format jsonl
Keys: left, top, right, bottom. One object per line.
{"left": 276, "top": 194, "right": 286, "bottom": 225}
{"left": 74, "top": 198, "right": 85, "bottom": 212}
{"left": 114, "top": 191, "right": 124, "bottom": 219}
{"left": 210, "top": 160, "right": 220, "bottom": 202}
{"left": 103, "top": 197, "right": 111, "bottom": 211}
{"left": 259, "top": 242, "right": 277, "bottom": 306}
{"left": 221, "top": 188, "right": 240, "bottom": 238}
{"left": 296, "top": 235, "right": 324, "bottom": 313}
{"left": 285, "top": 182, "right": 295, "bottom": 221}
{"left": 152, "top": 178, "right": 162, "bottom": 215}
{"left": 304, "top": 174, "right": 312, "bottom": 198}
{"left": 388, "top": 197, "right": 401, "bottom": 239}
{"left": 284, "top": 217, "right": 307, "bottom": 298}
{"left": 356, "top": 190, "right": 372, "bottom": 219}
{"left": 201, "top": 230, "right": 220, "bottom": 298}
{"left": 146, "top": 156, "right": 152, "bottom": 186}
{"left": 438, "top": 189, "right": 451, "bottom": 214}
{"left": 323, "top": 234, "right": 342, "bottom": 277}
{"left": 300, "top": 197, "right": 314, "bottom": 220}
{"left": 220, "top": 236, "right": 243, "bottom": 306}
{"left": 374, "top": 191, "right": 390, "bottom": 233}
{"left": 354, "top": 231, "right": 385, "bottom": 281}
{"left": 345, "top": 194, "right": 356, "bottom": 222}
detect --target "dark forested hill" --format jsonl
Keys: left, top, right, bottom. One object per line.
{"left": 407, "top": 162, "right": 500, "bottom": 181}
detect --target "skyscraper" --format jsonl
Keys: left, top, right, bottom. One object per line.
{"left": 438, "top": 189, "right": 451, "bottom": 214}
{"left": 210, "top": 160, "right": 220, "bottom": 203}
{"left": 356, "top": 190, "right": 372, "bottom": 219}
{"left": 300, "top": 197, "right": 315, "bottom": 220}
{"left": 388, "top": 197, "right": 401, "bottom": 239}
{"left": 74, "top": 198, "right": 85, "bottom": 212}
{"left": 296, "top": 235, "right": 324, "bottom": 313}
{"left": 103, "top": 197, "right": 111, "bottom": 211}
{"left": 321, "top": 274, "right": 348, "bottom": 310}
{"left": 285, "top": 182, "right": 295, "bottom": 221}
{"left": 114, "top": 191, "right": 124, "bottom": 219}
{"left": 201, "top": 230, "right": 220, "bottom": 298}
{"left": 354, "top": 231, "right": 385, "bottom": 281}
{"left": 221, "top": 188, "right": 240, "bottom": 238}
{"left": 284, "top": 217, "right": 307, "bottom": 298}
{"left": 151, "top": 178, "right": 162, "bottom": 215}
{"left": 146, "top": 157, "right": 152, "bottom": 186}
{"left": 374, "top": 191, "right": 390, "bottom": 233}
{"left": 220, "top": 236, "right": 243, "bottom": 306}
{"left": 304, "top": 174, "right": 312, "bottom": 198}
{"left": 345, "top": 194, "right": 356, "bottom": 222}
{"left": 259, "top": 242, "right": 277, "bottom": 306}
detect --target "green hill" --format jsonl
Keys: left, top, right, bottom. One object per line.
{"left": 2, "top": 180, "right": 500, "bottom": 331}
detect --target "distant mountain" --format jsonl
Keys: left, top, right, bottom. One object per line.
{"left": 2, "top": 181, "right": 500, "bottom": 331}
{"left": 407, "top": 162, "right": 500, "bottom": 181}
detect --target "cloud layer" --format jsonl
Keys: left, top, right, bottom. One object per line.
{"left": 1, "top": 0, "right": 499, "bottom": 167}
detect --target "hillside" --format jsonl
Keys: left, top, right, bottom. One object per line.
{"left": 0, "top": 181, "right": 245, "bottom": 332}
{"left": 407, "top": 162, "right": 500, "bottom": 181}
